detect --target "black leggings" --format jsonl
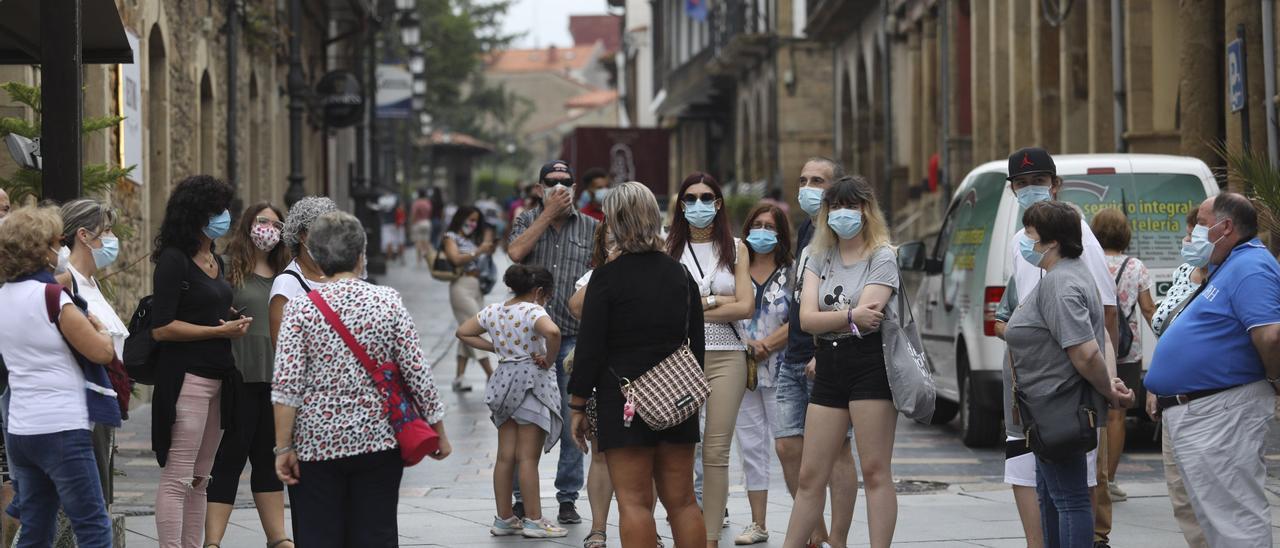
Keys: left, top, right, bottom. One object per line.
{"left": 207, "top": 382, "right": 282, "bottom": 504}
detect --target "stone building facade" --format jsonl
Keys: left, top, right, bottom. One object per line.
{"left": 0, "top": 0, "right": 373, "bottom": 316}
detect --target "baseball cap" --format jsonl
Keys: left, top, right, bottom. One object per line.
{"left": 539, "top": 160, "right": 573, "bottom": 183}
{"left": 1006, "top": 147, "right": 1056, "bottom": 181}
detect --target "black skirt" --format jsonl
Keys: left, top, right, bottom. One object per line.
{"left": 592, "top": 380, "right": 700, "bottom": 452}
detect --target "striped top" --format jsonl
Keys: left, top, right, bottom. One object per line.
{"left": 509, "top": 207, "right": 599, "bottom": 337}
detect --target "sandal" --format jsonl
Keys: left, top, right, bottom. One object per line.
{"left": 267, "top": 540, "right": 294, "bottom": 548}
{"left": 583, "top": 530, "right": 607, "bottom": 548}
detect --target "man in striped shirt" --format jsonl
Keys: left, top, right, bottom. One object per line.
{"left": 508, "top": 160, "right": 599, "bottom": 524}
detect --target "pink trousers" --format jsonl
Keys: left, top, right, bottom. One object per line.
{"left": 155, "top": 374, "right": 223, "bottom": 548}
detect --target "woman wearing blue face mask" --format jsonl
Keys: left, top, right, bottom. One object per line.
{"left": 784, "top": 175, "right": 899, "bottom": 548}
{"left": 53, "top": 199, "right": 129, "bottom": 514}
{"left": 150, "top": 175, "right": 251, "bottom": 547}
{"left": 665, "top": 172, "right": 753, "bottom": 546}
{"left": 730, "top": 203, "right": 794, "bottom": 545}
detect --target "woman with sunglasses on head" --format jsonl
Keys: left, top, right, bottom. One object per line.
{"left": 444, "top": 205, "right": 497, "bottom": 392}
{"left": 730, "top": 203, "right": 794, "bottom": 545}
{"left": 204, "top": 203, "right": 294, "bottom": 548}
{"left": 783, "top": 176, "right": 898, "bottom": 548}
{"left": 666, "top": 172, "right": 753, "bottom": 547}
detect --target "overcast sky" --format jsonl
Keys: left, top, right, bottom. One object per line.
{"left": 500, "top": 0, "right": 610, "bottom": 49}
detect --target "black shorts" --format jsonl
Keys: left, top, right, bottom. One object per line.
{"left": 810, "top": 332, "right": 892, "bottom": 408}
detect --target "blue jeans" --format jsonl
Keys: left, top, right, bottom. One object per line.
{"left": 8, "top": 429, "right": 111, "bottom": 548}
{"left": 514, "top": 336, "right": 583, "bottom": 505}
{"left": 1035, "top": 452, "right": 1093, "bottom": 548}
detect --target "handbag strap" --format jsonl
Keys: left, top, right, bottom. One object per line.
{"left": 308, "top": 291, "right": 380, "bottom": 378}
{"left": 283, "top": 269, "right": 312, "bottom": 293}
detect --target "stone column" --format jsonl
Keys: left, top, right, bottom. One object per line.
{"left": 1009, "top": 0, "right": 1035, "bottom": 148}
{"left": 971, "top": 0, "right": 992, "bottom": 162}
{"left": 1086, "top": 0, "right": 1114, "bottom": 152}
{"left": 990, "top": 0, "right": 1011, "bottom": 157}
{"left": 1124, "top": 0, "right": 1154, "bottom": 148}
{"left": 1059, "top": 0, "right": 1090, "bottom": 153}
{"left": 1179, "top": 0, "right": 1223, "bottom": 167}
{"left": 1032, "top": 0, "right": 1061, "bottom": 152}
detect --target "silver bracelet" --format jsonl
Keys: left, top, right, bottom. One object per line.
{"left": 273, "top": 445, "right": 295, "bottom": 456}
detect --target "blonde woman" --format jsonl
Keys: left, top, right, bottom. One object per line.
{"left": 783, "top": 176, "right": 899, "bottom": 548}
{"left": 568, "top": 182, "right": 706, "bottom": 548}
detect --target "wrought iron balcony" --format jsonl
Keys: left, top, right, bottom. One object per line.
{"left": 709, "top": 0, "right": 772, "bottom": 72}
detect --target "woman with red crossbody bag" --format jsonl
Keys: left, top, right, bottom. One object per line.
{"left": 272, "top": 212, "right": 450, "bottom": 547}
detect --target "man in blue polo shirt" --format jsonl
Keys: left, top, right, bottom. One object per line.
{"left": 1145, "top": 193, "right": 1280, "bottom": 548}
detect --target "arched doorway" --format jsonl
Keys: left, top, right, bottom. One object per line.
{"left": 199, "top": 70, "right": 215, "bottom": 174}
{"left": 146, "top": 24, "right": 169, "bottom": 234}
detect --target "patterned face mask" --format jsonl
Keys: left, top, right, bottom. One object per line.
{"left": 251, "top": 223, "right": 282, "bottom": 252}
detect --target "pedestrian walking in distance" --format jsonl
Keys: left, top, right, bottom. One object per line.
{"left": 1005, "top": 201, "right": 1135, "bottom": 548}
{"left": 150, "top": 175, "right": 250, "bottom": 548}
{"left": 1144, "top": 193, "right": 1280, "bottom": 548}
{"left": 443, "top": 205, "right": 497, "bottom": 391}
{"left": 0, "top": 205, "right": 115, "bottom": 547}
{"left": 456, "top": 264, "right": 569, "bottom": 539}
{"left": 204, "top": 202, "right": 294, "bottom": 548}
{"left": 783, "top": 176, "right": 899, "bottom": 548}
{"left": 667, "top": 171, "right": 753, "bottom": 546}
{"left": 569, "top": 181, "right": 707, "bottom": 548}
{"left": 272, "top": 211, "right": 450, "bottom": 547}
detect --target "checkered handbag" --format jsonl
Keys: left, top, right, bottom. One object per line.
{"left": 611, "top": 278, "right": 709, "bottom": 431}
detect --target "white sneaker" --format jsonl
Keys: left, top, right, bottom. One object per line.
{"left": 452, "top": 380, "right": 472, "bottom": 392}
{"left": 734, "top": 523, "right": 769, "bottom": 545}
{"left": 1108, "top": 481, "right": 1127, "bottom": 502}
{"left": 521, "top": 517, "right": 569, "bottom": 538}
{"left": 490, "top": 515, "right": 522, "bottom": 536}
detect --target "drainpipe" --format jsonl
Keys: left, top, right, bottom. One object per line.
{"left": 284, "top": 0, "right": 306, "bottom": 206}
{"left": 882, "top": 1, "right": 895, "bottom": 218}
{"left": 939, "top": 0, "right": 951, "bottom": 208}
{"left": 1111, "top": 0, "right": 1127, "bottom": 152}
{"left": 226, "top": 0, "right": 240, "bottom": 199}
{"left": 1263, "top": 0, "right": 1278, "bottom": 166}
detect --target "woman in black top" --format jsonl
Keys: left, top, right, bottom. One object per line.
{"left": 149, "top": 175, "right": 251, "bottom": 547}
{"left": 568, "top": 182, "right": 706, "bottom": 548}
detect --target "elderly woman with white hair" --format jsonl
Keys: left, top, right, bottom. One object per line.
{"left": 272, "top": 211, "right": 451, "bottom": 546}
{"left": 269, "top": 196, "right": 338, "bottom": 345}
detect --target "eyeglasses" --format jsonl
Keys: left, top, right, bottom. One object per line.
{"left": 749, "top": 221, "right": 777, "bottom": 230}
{"left": 682, "top": 193, "right": 717, "bottom": 205}
{"left": 541, "top": 178, "right": 573, "bottom": 188}
{"left": 255, "top": 216, "right": 284, "bottom": 230}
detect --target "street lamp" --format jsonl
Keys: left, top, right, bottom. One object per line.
{"left": 412, "top": 95, "right": 425, "bottom": 111}
{"left": 400, "top": 12, "right": 420, "bottom": 47}
{"left": 412, "top": 78, "right": 426, "bottom": 95}
{"left": 408, "top": 48, "right": 425, "bottom": 75}
{"left": 395, "top": 0, "right": 415, "bottom": 10}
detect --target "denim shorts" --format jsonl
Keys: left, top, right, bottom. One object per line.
{"left": 773, "top": 361, "right": 853, "bottom": 439}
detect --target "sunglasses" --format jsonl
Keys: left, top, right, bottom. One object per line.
{"left": 541, "top": 178, "right": 573, "bottom": 188}
{"left": 682, "top": 193, "right": 717, "bottom": 205}
{"left": 255, "top": 216, "right": 284, "bottom": 230}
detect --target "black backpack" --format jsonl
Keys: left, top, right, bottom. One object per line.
{"left": 122, "top": 295, "right": 160, "bottom": 385}
{"left": 1114, "top": 257, "right": 1135, "bottom": 359}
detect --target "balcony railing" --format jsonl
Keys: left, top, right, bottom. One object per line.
{"left": 711, "top": 0, "right": 771, "bottom": 56}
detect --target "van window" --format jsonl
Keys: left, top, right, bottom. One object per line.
{"left": 938, "top": 172, "right": 1006, "bottom": 309}
{"left": 1059, "top": 173, "right": 1207, "bottom": 270}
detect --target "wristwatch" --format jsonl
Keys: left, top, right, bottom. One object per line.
{"left": 707, "top": 295, "right": 718, "bottom": 308}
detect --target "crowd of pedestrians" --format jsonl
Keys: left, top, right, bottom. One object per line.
{"left": 0, "top": 141, "right": 1274, "bottom": 548}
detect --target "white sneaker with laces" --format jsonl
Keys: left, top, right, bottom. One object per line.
{"left": 1108, "top": 481, "right": 1127, "bottom": 502}
{"left": 734, "top": 523, "right": 769, "bottom": 545}
{"left": 490, "top": 515, "right": 522, "bottom": 536}
{"left": 521, "top": 517, "right": 569, "bottom": 538}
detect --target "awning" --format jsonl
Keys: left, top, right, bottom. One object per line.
{"left": 0, "top": 0, "right": 134, "bottom": 64}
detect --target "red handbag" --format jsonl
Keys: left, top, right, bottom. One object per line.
{"left": 308, "top": 291, "right": 440, "bottom": 466}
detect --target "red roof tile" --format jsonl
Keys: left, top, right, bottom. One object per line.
{"left": 570, "top": 15, "right": 622, "bottom": 52}
{"left": 486, "top": 45, "right": 598, "bottom": 73}
{"left": 565, "top": 89, "right": 619, "bottom": 109}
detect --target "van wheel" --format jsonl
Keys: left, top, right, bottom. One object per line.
{"left": 929, "top": 396, "right": 959, "bottom": 425}
{"left": 959, "top": 364, "right": 1002, "bottom": 448}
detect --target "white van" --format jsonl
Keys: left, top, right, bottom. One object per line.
{"left": 896, "top": 154, "right": 1219, "bottom": 447}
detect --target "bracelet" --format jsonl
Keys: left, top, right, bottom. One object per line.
{"left": 568, "top": 403, "right": 588, "bottom": 412}
{"left": 273, "top": 445, "right": 295, "bottom": 456}
{"left": 1268, "top": 375, "right": 1280, "bottom": 383}
{"left": 707, "top": 295, "right": 718, "bottom": 308}
{"left": 847, "top": 308, "right": 862, "bottom": 338}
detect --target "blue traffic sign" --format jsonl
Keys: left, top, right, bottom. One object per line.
{"left": 1229, "top": 39, "right": 1246, "bottom": 113}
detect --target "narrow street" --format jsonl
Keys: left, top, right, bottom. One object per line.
{"left": 111, "top": 257, "right": 1280, "bottom": 546}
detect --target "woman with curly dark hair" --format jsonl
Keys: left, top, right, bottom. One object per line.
{"left": 149, "top": 175, "right": 252, "bottom": 547}
{"left": 205, "top": 202, "right": 294, "bottom": 548}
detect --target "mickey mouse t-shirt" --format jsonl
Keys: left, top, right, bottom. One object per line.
{"left": 805, "top": 245, "right": 899, "bottom": 340}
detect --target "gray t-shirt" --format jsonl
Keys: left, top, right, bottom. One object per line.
{"left": 1005, "top": 258, "right": 1106, "bottom": 412}
{"left": 805, "top": 245, "right": 899, "bottom": 339}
